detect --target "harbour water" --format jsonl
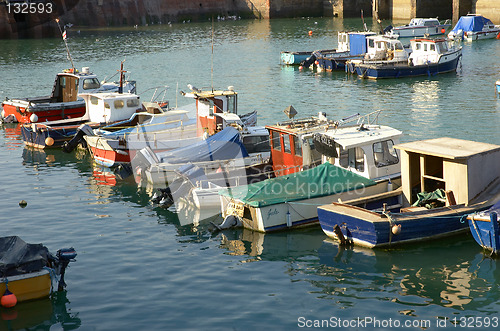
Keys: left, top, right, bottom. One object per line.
{"left": 1, "top": 17, "right": 500, "bottom": 330}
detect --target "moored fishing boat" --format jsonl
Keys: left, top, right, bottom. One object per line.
{"left": 348, "top": 37, "right": 461, "bottom": 79}
{"left": 318, "top": 138, "right": 500, "bottom": 248}
{"left": 218, "top": 111, "right": 403, "bottom": 232}
{"left": 20, "top": 90, "right": 147, "bottom": 150}
{"left": 448, "top": 14, "right": 500, "bottom": 41}
{"left": 1, "top": 67, "right": 135, "bottom": 124}
{"left": 385, "top": 18, "right": 451, "bottom": 38}
{"left": 0, "top": 236, "right": 76, "bottom": 306}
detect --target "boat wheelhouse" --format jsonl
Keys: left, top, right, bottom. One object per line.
{"left": 386, "top": 18, "right": 451, "bottom": 38}
{"left": 1, "top": 67, "right": 135, "bottom": 124}
{"left": 315, "top": 31, "right": 377, "bottom": 72}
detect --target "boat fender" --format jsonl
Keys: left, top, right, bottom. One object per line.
{"left": 1, "top": 282, "right": 17, "bottom": 308}
{"left": 391, "top": 224, "right": 401, "bottom": 235}
{"left": 45, "top": 136, "right": 55, "bottom": 147}
{"left": 30, "top": 113, "right": 38, "bottom": 123}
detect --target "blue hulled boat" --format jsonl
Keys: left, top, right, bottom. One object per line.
{"left": 318, "top": 138, "right": 500, "bottom": 248}
{"left": 348, "top": 37, "right": 461, "bottom": 79}
{"left": 467, "top": 202, "right": 500, "bottom": 255}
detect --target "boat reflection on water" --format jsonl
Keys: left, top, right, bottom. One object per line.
{"left": 218, "top": 227, "right": 325, "bottom": 260}
{"left": 22, "top": 146, "right": 91, "bottom": 170}
{"left": 0, "top": 291, "right": 81, "bottom": 330}
{"left": 318, "top": 235, "right": 500, "bottom": 311}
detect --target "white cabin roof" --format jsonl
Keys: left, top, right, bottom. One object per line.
{"left": 320, "top": 124, "right": 403, "bottom": 149}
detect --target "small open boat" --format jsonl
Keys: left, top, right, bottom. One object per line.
{"left": 467, "top": 201, "right": 500, "bottom": 256}
{"left": 318, "top": 137, "right": 500, "bottom": 248}
{"left": 0, "top": 236, "right": 76, "bottom": 305}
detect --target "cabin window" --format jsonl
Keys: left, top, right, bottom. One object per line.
{"left": 430, "top": 44, "right": 436, "bottom": 52}
{"left": 60, "top": 77, "right": 66, "bottom": 88}
{"left": 437, "top": 42, "right": 448, "bottom": 53}
{"left": 209, "top": 100, "right": 214, "bottom": 116}
{"left": 423, "top": 44, "right": 428, "bottom": 51}
{"left": 90, "top": 96, "right": 99, "bottom": 105}
{"left": 293, "top": 136, "right": 302, "bottom": 157}
{"left": 339, "top": 147, "right": 349, "bottom": 168}
{"left": 283, "top": 134, "right": 291, "bottom": 154}
{"left": 348, "top": 148, "right": 365, "bottom": 172}
{"left": 373, "top": 140, "right": 399, "bottom": 167}
{"left": 368, "top": 39, "right": 374, "bottom": 48}
{"left": 340, "top": 147, "right": 364, "bottom": 172}
{"left": 104, "top": 102, "right": 110, "bottom": 109}
{"left": 395, "top": 43, "right": 403, "bottom": 51}
{"left": 227, "top": 95, "right": 236, "bottom": 114}
{"left": 271, "top": 131, "right": 281, "bottom": 151}
{"left": 83, "top": 78, "right": 100, "bottom": 90}
{"left": 243, "top": 135, "right": 271, "bottom": 154}
{"left": 127, "top": 98, "right": 140, "bottom": 107}
{"left": 415, "top": 42, "right": 421, "bottom": 51}
{"left": 114, "top": 100, "right": 125, "bottom": 109}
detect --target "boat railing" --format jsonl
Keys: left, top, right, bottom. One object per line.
{"left": 336, "top": 110, "right": 382, "bottom": 128}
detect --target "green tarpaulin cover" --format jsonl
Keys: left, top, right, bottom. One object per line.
{"left": 219, "top": 162, "right": 376, "bottom": 208}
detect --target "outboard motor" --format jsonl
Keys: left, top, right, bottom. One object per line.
{"left": 62, "top": 124, "right": 94, "bottom": 153}
{"left": 56, "top": 247, "right": 77, "bottom": 291}
{"left": 210, "top": 214, "right": 242, "bottom": 231}
{"left": 300, "top": 50, "right": 321, "bottom": 68}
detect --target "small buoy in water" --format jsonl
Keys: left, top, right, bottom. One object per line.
{"left": 392, "top": 224, "right": 401, "bottom": 235}
{"left": 441, "top": 28, "right": 445, "bottom": 34}
{"left": 1, "top": 289, "right": 17, "bottom": 308}
{"left": 45, "top": 137, "right": 54, "bottom": 146}
{"left": 19, "top": 200, "right": 27, "bottom": 208}
{"left": 308, "top": 30, "right": 313, "bottom": 36}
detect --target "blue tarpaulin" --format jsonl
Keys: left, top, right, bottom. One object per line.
{"left": 451, "top": 15, "right": 494, "bottom": 33}
{"left": 157, "top": 126, "right": 249, "bottom": 164}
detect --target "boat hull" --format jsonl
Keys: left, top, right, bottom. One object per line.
{"left": 221, "top": 180, "right": 395, "bottom": 233}
{"left": 353, "top": 53, "right": 461, "bottom": 79}
{"left": 0, "top": 270, "right": 52, "bottom": 302}
{"left": 318, "top": 202, "right": 487, "bottom": 248}
{"left": 468, "top": 213, "right": 500, "bottom": 254}
{"left": 280, "top": 49, "right": 337, "bottom": 65}
{"left": 1, "top": 100, "right": 86, "bottom": 124}
{"left": 390, "top": 24, "right": 450, "bottom": 38}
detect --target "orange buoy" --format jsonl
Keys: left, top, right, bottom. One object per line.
{"left": 308, "top": 30, "right": 313, "bottom": 36}
{"left": 298, "top": 66, "right": 303, "bottom": 70}
{"left": 1, "top": 289, "right": 17, "bottom": 308}
{"left": 497, "top": 32, "right": 500, "bottom": 39}
{"left": 441, "top": 28, "right": 445, "bottom": 34}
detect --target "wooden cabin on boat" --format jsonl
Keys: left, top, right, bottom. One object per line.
{"left": 395, "top": 137, "right": 500, "bottom": 208}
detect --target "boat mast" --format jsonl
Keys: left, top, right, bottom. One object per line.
{"left": 55, "top": 18, "right": 75, "bottom": 72}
